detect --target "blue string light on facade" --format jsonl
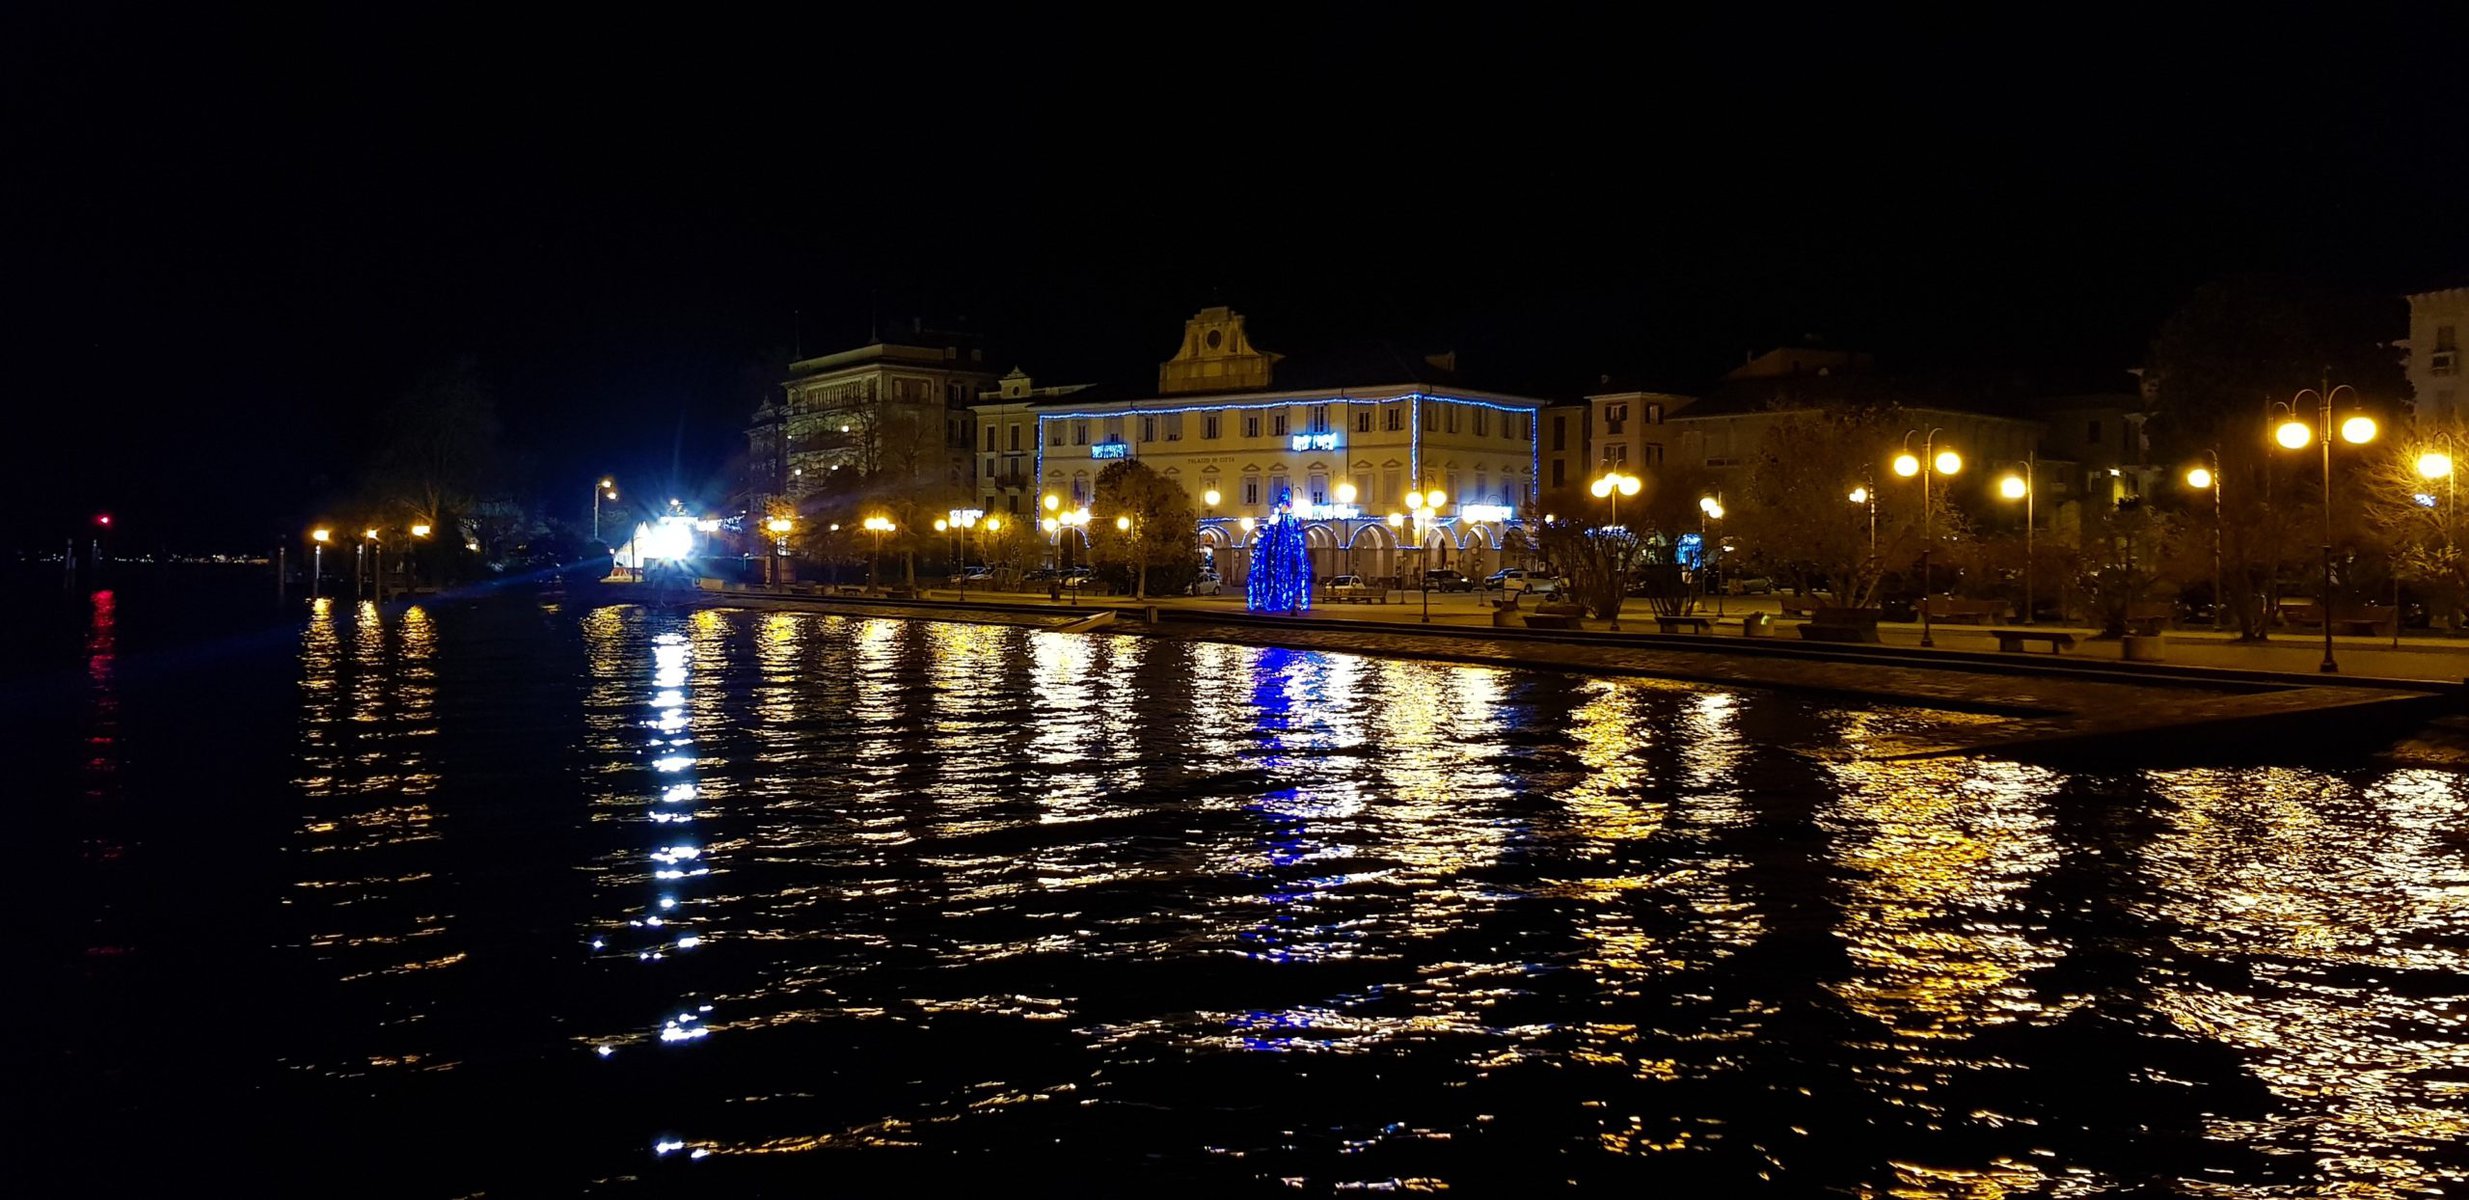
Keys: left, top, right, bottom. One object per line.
{"left": 1247, "top": 489, "right": 1313, "bottom": 614}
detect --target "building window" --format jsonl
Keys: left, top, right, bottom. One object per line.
{"left": 1384, "top": 405, "right": 1404, "bottom": 432}
{"left": 1643, "top": 444, "right": 1665, "bottom": 466}
{"left": 1269, "top": 472, "right": 1290, "bottom": 504}
{"left": 984, "top": 425, "right": 997, "bottom": 452}
{"left": 1552, "top": 415, "right": 1567, "bottom": 452}
{"left": 1551, "top": 460, "right": 1566, "bottom": 487}
{"left": 1073, "top": 421, "right": 1089, "bottom": 446}
{"left": 948, "top": 383, "right": 965, "bottom": 405}
{"left": 1519, "top": 414, "right": 1532, "bottom": 441}
{"left": 1104, "top": 417, "right": 1125, "bottom": 443}
{"left": 1010, "top": 424, "right": 1022, "bottom": 452}
{"left": 1356, "top": 409, "right": 1372, "bottom": 433}
{"left": 2087, "top": 419, "right": 2102, "bottom": 443}
{"left": 1473, "top": 409, "right": 1489, "bottom": 437}
{"left": 2439, "top": 325, "right": 2458, "bottom": 352}
{"left": 1310, "top": 404, "right": 1330, "bottom": 432}
{"left": 1474, "top": 471, "right": 1489, "bottom": 502}
{"left": 1271, "top": 412, "right": 1290, "bottom": 437}
{"left": 1205, "top": 414, "right": 1221, "bottom": 439}
{"left": 1309, "top": 472, "right": 1328, "bottom": 505}
{"left": 1354, "top": 472, "right": 1371, "bottom": 499}
{"left": 1447, "top": 472, "right": 1461, "bottom": 501}
{"left": 1444, "top": 406, "right": 1458, "bottom": 434}
{"left": 1605, "top": 443, "right": 1627, "bottom": 465}
{"left": 1381, "top": 469, "right": 1401, "bottom": 501}
{"left": 1604, "top": 404, "right": 1628, "bottom": 435}
{"left": 1242, "top": 477, "right": 1261, "bottom": 506}
{"left": 1645, "top": 404, "right": 1662, "bottom": 425}
{"left": 1164, "top": 412, "right": 1184, "bottom": 441}
{"left": 1141, "top": 415, "right": 1158, "bottom": 443}
{"left": 1243, "top": 414, "right": 1261, "bottom": 439}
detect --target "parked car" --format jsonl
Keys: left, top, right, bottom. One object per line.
{"left": 1511, "top": 575, "right": 1563, "bottom": 597}
{"left": 1021, "top": 567, "right": 1060, "bottom": 584}
{"left": 1422, "top": 569, "right": 1475, "bottom": 592}
{"left": 1327, "top": 574, "right": 1366, "bottom": 589}
{"left": 949, "top": 565, "right": 995, "bottom": 586}
{"left": 1484, "top": 567, "right": 1529, "bottom": 590}
{"left": 1726, "top": 575, "right": 1774, "bottom": 595}
{"left": 1187, "top": 571, "right": 1223, "bottom": 596}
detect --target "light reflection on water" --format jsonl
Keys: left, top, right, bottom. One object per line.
{"left": 265, "top": 601, "right": 2469, "bottom": 1192}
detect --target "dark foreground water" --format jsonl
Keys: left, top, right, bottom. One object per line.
{"left": 17, "top": 575, "right": 2469, "bottom": 1195}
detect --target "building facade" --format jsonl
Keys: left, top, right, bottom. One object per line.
{"left": 746, "top": 323, "right": 998, "bottom": 515}
{"left": 2408, "top": 287, "right": 2466, "bottom": 424}
{"left": 976, "top": 308, "right": 1551, "bottom": 585}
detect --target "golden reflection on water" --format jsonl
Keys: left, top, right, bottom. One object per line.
{"left": 288, "top": 600, "right": 453, "bottom": 1072}
{"left": 1823, "top": 757, "right": 2067, "bottom": 1044}
{"left": 2144, "top": 766, "right": 2469, "bottom": 1194}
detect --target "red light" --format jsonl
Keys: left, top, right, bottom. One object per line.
{"left": 96, "top": 514, "right": 112, "bottom": 526}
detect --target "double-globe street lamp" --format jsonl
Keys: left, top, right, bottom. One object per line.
{"left": 1893, "top": 429, "right": 1962, "bottom": 648}
{"left": 765, "top": 516, "right": 794, "bottom": 586}
{"left": 2272, "top": 385, "right": 2377, "bottom": 673}
{"left": 861, "top": 516, "right": 896, "bottom": 590}
{"left": 593, "top": 478, "right": 618, "bottom": 544}
{"left": 1403, "top": 488, "right": 1446, "bottom": 624}
{"left": 1698, "top": 495, "right": 1725, "bottom": 617}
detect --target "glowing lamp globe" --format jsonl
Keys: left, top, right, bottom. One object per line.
{"left": 2419, "top": 453, "right": 2454, "bottom": 481}
{"left": 1848, "top": 487, "right": 1868, "bottom": 504}
{"left": 2186, "top": 466, "right": 2213, "bottom": 490}
{"left": 2341, "top": 415, "right": 2377, "bottom": 445}
{"left": 1589, "top": 478, "right": 1611, "bottom": 498}
{"left": 312, "top": 528, "right": 331, "bottom": 543}
{"left": 1618, "top": 475, "right": 1641, "bottom": 497}
{"left": 2275, "top": 421, "right": 2312, "bottom": 450}
{"left": 1203, "top": 488, "right": 1221, "bottom": 507}
{"left": 1115, "top": 515, "right": 1131, "bottom": 531}
{"left": 1405, "top": 490, "right": 1425, "bottom": 509}
{"left": 1335, "top": 482, "right": 1358, "bottom": 504}
{"left": 1425, "top": 489, "right": 1445, "bottom": 508}
{"left": 1043, "top": 494, "right": 1061, "bottom": 512}
{"left": 1893, "top": 453, "right": 1921, "bottom": 477}
{"left": 1998, "top": 475, "right": 2027, "bottom": 500}
{"left": 1934, "top": 450, "right": 1962, "bottom": 475}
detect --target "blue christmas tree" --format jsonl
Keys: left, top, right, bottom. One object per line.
{"left": 1246, "top": 488, "right": 1313, "bottom": 613}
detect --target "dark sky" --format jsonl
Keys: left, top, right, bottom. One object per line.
{"left": 11, "top": 6, "right": 2466, "bottom": 550}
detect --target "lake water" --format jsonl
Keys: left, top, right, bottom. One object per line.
{"left": 18, "top": 576, "right": 2469, "bottom": 1194}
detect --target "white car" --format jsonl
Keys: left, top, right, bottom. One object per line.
{"left": 1510, "top": 575, "right": 1563, "bottom": 597}
{"left": 1187, "top": 571, "right": 1223, "bottom": 596}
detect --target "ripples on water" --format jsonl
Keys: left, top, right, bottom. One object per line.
{"left": 47, "top": 590, "right": 2469, "bottom": 1193}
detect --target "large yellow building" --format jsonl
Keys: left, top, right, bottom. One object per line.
{"left": 974, "top": 307, "right": 1550, "bottom": 583}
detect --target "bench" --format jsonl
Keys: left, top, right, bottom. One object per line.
{"left": 1329, "top": 584, "right": 1386, "bottom": 603}
{"left": 2121, "top": 601, "right": 2174, "bottom": 636}
{"left": 2281, "top": 604, "right": 2396, "bottom": 636}
{"left": 1798, "top": 606, "right": 1883, "bottom": 643}
{"left": 1655, "top": 615, "right": 1712, "bottom": 635}
{"left": 1777, "top": 594, "right": 1824, "bottom": 618}
{"left": 1524, "top": 603, "right": 1588, "bottom": 631}
{"left": 1993, "top": 628, "right": 2076, "bottom": 654}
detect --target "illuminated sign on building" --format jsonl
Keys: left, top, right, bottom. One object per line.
{"left": 1091, "top": 441, "right": 1130, "bottom": 459}
{"left": 1290, "top": 503, "right": 1364, "bottom": 520}
{"left": 1459, "top": 504, "right": 1517, "bottom": 523}
{"left": 1288, "top": 432, "right": 1341, "bottom": 452}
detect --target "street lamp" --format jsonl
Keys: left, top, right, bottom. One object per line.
{"left": 1894, "top": 428, "right": 1961, "bottom": 647}
{"left": 1589, "top": 469, "right": 1642, "bottom": 528}
{"left": 407, "top": 522, "right": 432, "bottom": 595}
{"left": 593, "top": 479, "right": 617, "bottom": 544}
{"left": 2187, "top": 453, "right": 2222, "bottom": 630}
{"left": 1405, "top": 489, "right": 1445, "bottom": 623}
{"left": 1995, "top": 456, "right": 2034, "bottom": 625}
{"left": 1848, "top": 484, "right": 1876, "bottom": 560}
{"left": 2272, "top": 382, "right": 2377, "bottom": 672}
{"left": 1334, "top": 482, "right": 1359, "bottom": 577}
{"left": 861, "top": 516, "right": 895, "bottom": 590}
{"left": 310, "top": 528, "right": 330, "bottom": 598}
{"left": 1698, "top": 495, "right": 1725, "bottom": 617}
{"left": 765, "top": 516, "right": 794, "bottom": 586}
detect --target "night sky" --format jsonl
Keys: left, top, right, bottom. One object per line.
{"left": 11, "top": 7, "right": 2465, "bottom": 551}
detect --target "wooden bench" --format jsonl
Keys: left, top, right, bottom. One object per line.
{"left": 1655, "top": 615, "right": 1712, "bottom": 635}
{"left": 1798, "top": 606, "right": 1883, "bottom": 643}
{"left": 1524, "top": 603, "right": 1588, "bottom": 631}
{"left": 1777, "top": 594, "right": 1824, "bottom": 618}
{"left": 1329, "top": 584, "right": 1386, "bottom": 603}
{"left": 2281, "top": 604, "right": 2396, "bottom": 636}
{"left": 1993, "top": 628, "right": 2076, "bottom": 654}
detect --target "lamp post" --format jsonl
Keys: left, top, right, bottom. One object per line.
{"left": 1894, "top": 429, "right": 1962, "bottom": 648}
{"left": 1405, "top": 489, "right": 1445, "bottom": 623}
{"left": 1848, "top": 484, "right": 1876, "bottom": 559}
{"left": 1995, "top": 457, "right": 2034, "bottom": 625}
{"left": 1335, "top": 482, "right": 1359, "bottom": 578}
{"left": 2416, "top": 435, "right": 2458, "bottom": 556}
{"left": 766, "top": 516, "right": 794, "bottom": 586}
{"left": 861, "top": 516, "right": 895, "bottom": 590}
{"left": 2273, "top": 384, "right": 2376, "bottom": 673}
{"left": 593, "top": 479, "right": 616, "bottom": 544}
{"left": 311, "top": 528, "right": 330, "bottom": 598}
{"left": 408, "top": 522, "right": 432, "bottom": 595}
{"left": 1698, "top": 495, "right": 1726, "bottom": 616}
{"left": 2186, "top": 452, "right": 2221, "bottom": 630}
